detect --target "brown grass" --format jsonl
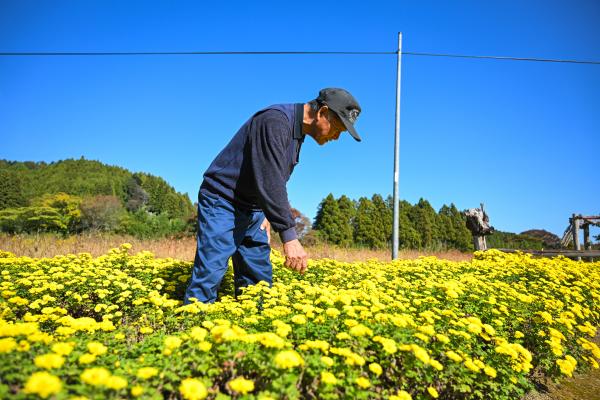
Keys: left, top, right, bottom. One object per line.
{"left": 0, "top": 233, "right": 471, "bottom": 263}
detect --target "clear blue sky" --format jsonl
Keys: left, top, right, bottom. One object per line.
{"left": 1, "top": 1, "right": 599, "bottom": 238}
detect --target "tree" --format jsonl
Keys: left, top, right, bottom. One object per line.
{"left": 336, "top": 195, "right": 355, "bottom": 246}
{"left": 32, "top": 193, "right": 82, "bottom": 233}
{"left": 291, "top": 207, "right": 311, "bottom": 239}
{"left": 397, "top": 200, "right": 421, "bottom": 249}
{"left": 0, "top": 170, "right": 27, "bottom": 210}
{"left": 314, "top": 194, "right": 347, "bottom": 245}
{"left": 353, "top": 197, "right": 377, "bottom": 248}
{"left": 409, "top": 198, "right": 440, "bottom": 249}
{"left": 80, "top": 195, "right": 125, "bottom": 231}
{"left": 125, "top": 176, "right": 149, "bottom": 212}
{"left": 369, "top": 194, "right": 392, "bottom": 249}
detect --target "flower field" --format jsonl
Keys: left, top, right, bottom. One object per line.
{"left": 1, "top": 246, "right": 599, "bottom": 399}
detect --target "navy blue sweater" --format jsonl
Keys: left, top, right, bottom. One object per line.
{"left": 200, "top": 103, "right": 305, "bottom": 242}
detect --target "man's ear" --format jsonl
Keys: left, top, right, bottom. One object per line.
{"left": 317, "top": 105, "right": 329, "bottom": 120}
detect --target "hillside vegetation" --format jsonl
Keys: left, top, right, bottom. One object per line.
{"left": 0, "top": 159, "right": 194, "bottom": 238}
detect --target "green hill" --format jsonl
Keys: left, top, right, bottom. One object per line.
{"left": 0, "top": 158, "right": 194, "bottom": 237}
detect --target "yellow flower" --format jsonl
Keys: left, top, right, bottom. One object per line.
{"left": 137, "top": 367, "right": 159, "bottom": 379}
{"left": 320, "top": 371, "right": 338, "bottom": 385}
{"left": 556, "top": 355, "right": 577, "bottom": 377}
{"left": 412, "top": 345, "right": 430, "bottom": 365}
{"left": 355, "top": 376, "right": 371, "bottom": 388}
{"left": 190, "top": 327, "right": 208, "bottom": 341}
{"left": 51, "top": 342, "right": 75, "bottom": 356}
{"left": 140, "top": 326, "right": 154, "bottom": 334}
{"left": 87, "top": 342, "right": 107, "bottom": 356}
{"left": 81, "top": 367, "right": 111, "bottom": 386}
{"left": 0, "top": 337, "right": 17, "bottom": 353}
{"left": 350, "top": 324, "right": 373, "bottom": 337}
{"left": 23, "top": 371, "right": 62, "bottom": 399}
{"left": 291, "top": 315, "right": 307, "bottom": 325}
{"left": 179, "top": 378, "right": 208, "bottom": 400}
{"left": 198, "top": 341, "right": 212, "bottom": 352}
{"left": 106, "top": 375, "right": 128, "bottom": 390}
{"left": 369, "top": 362, "right": 383, "bottom": 376}
{"left": 228, "top": 377, "right": 255, "bottom": 394}
{"left": 78, "top": 353, "right": 97, "bottom": 364}
{"left": 464, "top": 358, "right": 481, "bottom": 372}
{"left": 429, "top": 359, "right": 444, "bottom": 371}
{"left": 484, "top": 366, "right": 497, "bottom": 378}
{"left": 34, "top": 353, "right": 65, "bottom": 369}
{"left": 131, "top": 385, "right": 144, "bottom": 397}
{"left": 427, "top": 386, "right": 439, "bottom": 398}
{"left": 321, "top": 356, "right": 334, "bottom": 367}
{"left": 274, "top": 350, "right": 304, "bottom": 369}
{"left": 165, "top": 336, "right": 183, "bottom": 349}
{"left": 17, "top": 340, "right": 30, "bottom": 352}
{"left": 445, "top": 351, "right": 462, "bottom": 363}
{"left": 390, "top": 390, "right": 413, "bottom": 400}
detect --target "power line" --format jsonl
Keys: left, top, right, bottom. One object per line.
{"left": 0, "top": 50, "right": 599, "bottom": 65}
{"left": 403, "top": 51, "right": 600, "bottom": 65}
{"left": 0, "top": 51, "right": 394, "bottom": 56}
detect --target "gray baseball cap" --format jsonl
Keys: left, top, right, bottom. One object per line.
{"left": 317, "top": 88, "right": 362, "bottom": 142}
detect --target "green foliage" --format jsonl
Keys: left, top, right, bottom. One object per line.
{"left": 117, "top": 210, "right": 188, "bottom": 239}
{"left": 79, "top": 195, "right": 125, "bottom": 231}
{"left": 487, "top": 231, "right": 545, "bottom": 250}
{"left": 0, "top": 158, "right": 193, "bottom": 221}
{"left": 314, "top": 194, "right": 474, "bottom": 252}
{"left": 0, "top": 170, "right": 27, "bottom": 210}
{"left": 134, "top": 173, "right": 194, "bottom": 219}
{"left": 0, "top": 193, "right": 83, "bottom": 234}
{"left": 0, "top": 159, "right": 194, "bottom": 238}
{"left": 313, "top": 194, "right": 352, "bottom": 246}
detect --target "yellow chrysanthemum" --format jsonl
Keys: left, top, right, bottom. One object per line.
{"left": 274, "top": 350, "right": 304, "bottom": 369}
{"left": 137, "top": 367, "right": 159, "bottom": 379}
{"left": 81, "top": 367, "right": 111, "bottom": 386}
{"left": 23, "top": 371, "right": 62, "bottom": 399}
{"left": 320, "top": 371, "right": 338, "bottom": 385}
{"left": 179, "top": 378, "right": 208, "bottom": 400}
{"left": 228, "top": 377, "right": 255, "bottom": 394}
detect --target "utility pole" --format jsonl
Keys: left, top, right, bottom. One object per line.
{"left": 392, "top": 32, "right": 403, "bottom": 259}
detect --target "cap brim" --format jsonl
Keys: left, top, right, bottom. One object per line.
{"left": 336, "top": 112, "right": 362, "bottom": 142}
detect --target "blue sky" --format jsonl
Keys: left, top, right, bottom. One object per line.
{"left": 1, "top": 1, "right": 599, "bottom": 238}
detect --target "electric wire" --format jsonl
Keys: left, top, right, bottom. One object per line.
{"left": 0, "top": 50, "right": 599, "bottom": 65}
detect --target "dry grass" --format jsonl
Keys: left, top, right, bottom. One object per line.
{"left": 0, "top": 233, "right": 471, "bottom": 263}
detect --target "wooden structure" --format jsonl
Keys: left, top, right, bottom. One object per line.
{"left": 560, "top": 214, "right": 599, "bottom": 261}
{"left": 464, "top": 203, "right": 494, "bottom": 250}
{"left": 464, "top": 208, "right": 599, "bottom": 260}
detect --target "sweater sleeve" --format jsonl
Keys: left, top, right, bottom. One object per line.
{"left": 249, "top": 110, "right": 298, "bottom": 243}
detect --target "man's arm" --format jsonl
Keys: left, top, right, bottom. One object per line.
{"left": 249, "top": 111, "right": 307, "bottom": 272}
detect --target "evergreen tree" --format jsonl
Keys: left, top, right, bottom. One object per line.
{"left": 0, "top": 170, "right": 27, "bottom": 210}
{"left": 398, "top": 200, "right": 421, "bottom": 249}
{"left": 313, "top": 194, "right": 346, "bottom": 244}
{"left": 336, "top": 195, "right": 355, "bottom": 246}
{"left": 370, "top": 194, "right": 392, "bottom": 249}
{"left": 448, "top": 204, "right": 472, "bottom": 251}
{"left": 353, "top": 197, "right": 377, "bottom": 248}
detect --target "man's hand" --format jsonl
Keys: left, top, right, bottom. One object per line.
{"left": 283, "top": 239, "right": 308, "bottom": 274}
{"left": 260, "top": 218, "right": 271, "bottom": 244}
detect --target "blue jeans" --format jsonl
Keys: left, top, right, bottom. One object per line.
{"left": 184, "top": 191, "right": 272, "bottom": 304}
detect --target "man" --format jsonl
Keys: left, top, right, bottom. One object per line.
{"left": 184, "top": 88, "right": 362, "bottom": 304}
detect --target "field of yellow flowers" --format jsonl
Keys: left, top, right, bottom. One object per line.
{"left": 1, "top": 245, "right": 599, "bottom": 399}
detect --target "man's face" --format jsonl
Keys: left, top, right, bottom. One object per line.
{"left": 313, "top": 107, "right": 346, "bottom": 145}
